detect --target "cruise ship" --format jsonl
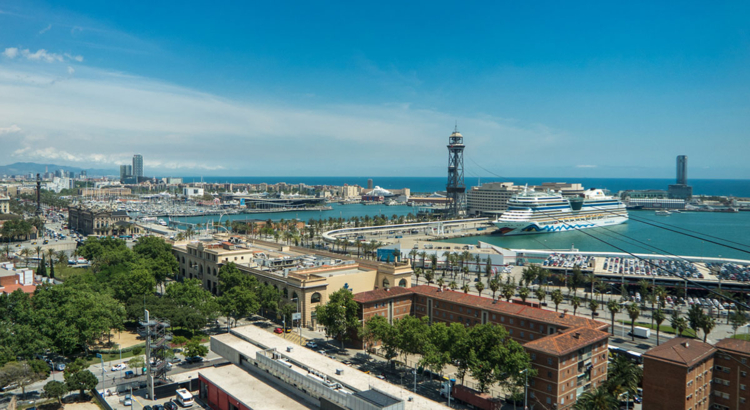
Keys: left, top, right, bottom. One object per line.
{"left": 493, "top": 187, "right": 628, "bottom": 235}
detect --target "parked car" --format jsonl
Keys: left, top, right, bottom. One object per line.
{"left": 184, "top": 356, "right": 204, "bottom": 364}
{"left": 124, "top": 370, "right": 135, "bottom": 379}
{"left": 111, "top": 363, "right": 127, "bottom": 371}
{"left": 55, "top": 363, "right": 66, "bottom": 371}
{"left": 273, "top": 327, "right": 283, "bottom": 334}
{"left": 164, "top": 401, "right": 177, "bottom": 410}
{"left": 305, "top": 342, "right": 318, "bottom": 349}
{"left": 169, "top": 357, "right": 182, "bottom": 364}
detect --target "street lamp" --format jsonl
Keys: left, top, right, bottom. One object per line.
{"left": 521, "top": 368, "right": 529, "bottom": 410}
{"left": 292, "top": 297, "right": 302, "bottom": 345}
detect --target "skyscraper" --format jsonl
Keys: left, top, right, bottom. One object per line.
{"left": 367, "top": 179, "right": 373, "bottom": 190}
{"left": 133, "top": 154, "right": 144, "bottom": 178}
{"left": 676, "top": 155, "right": 687, "bottom": 185}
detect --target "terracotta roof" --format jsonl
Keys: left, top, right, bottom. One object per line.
{"left": 523, "top": 326, "right": 610, "bottom": 356}
{"left": 409, "top": 285, "right": 608, "bottom": 331}
{"left": 354, "top": 286, "right": 414, "bottom": 304}
{"left": 643, "top": 337, "right": 716, "bottom": 367}
{"left": 715, "top": 338, "right": 750, "bottom": 356}
{"left": 0, "top": 284, "right": 37, "bottom": 294}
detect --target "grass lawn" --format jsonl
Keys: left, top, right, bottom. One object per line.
{"left": 618, "top": 320, "right": 698, "bottom": 338}
{"left": 730, "top": 333, "right": 750, "bottom": 341}
{"left": 84, "top": 348, "right": 141, "bottom": 366}
{"left": 54, "top": 264, "right": 89, "bottom": 281}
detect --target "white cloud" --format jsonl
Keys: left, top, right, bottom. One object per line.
{"left": 67, "top": 66, "right": 75, "bottom": 75}
{"left": 3, "top": 47, "right": 19, "bottom": 58}
{"left": 0, "top": 124, "right": 22, "bottom": 134}
{"left": 0, "top": 63, "right": 567, "bottom": 175}
{"left": 39, "top": 24, "right": 52, "bottom": 35}
{"left": 3, "top": 47, "right": 83, "bottom": 63}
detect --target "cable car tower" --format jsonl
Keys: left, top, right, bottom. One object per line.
{"left": 446, "top": 124, "right": 466, "bottom": 218}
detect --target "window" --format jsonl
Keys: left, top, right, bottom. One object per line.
{"left": 547, "top": 385, "right": 552, "bottom": 392}
{"left": 531, "top": 354, "right": 536, "bottom": 360}
{"left": 741, "top": 384, "right": 746, "bottom": 391}
{"left": 521, "top": 320, "right": 525, "bottom": 326}
{"left": 742, "top": 371, "right": 747, "bottom": 377}
{"left": 311, "top": 292, "right": 321, "bottom": 303}
{"left": 547, "top": 371, "right": 552, "bottom": 378}
{"left": 546, "top": 398, "right": 552, "bottom": 405}
{"left": 510, "top": 318, "right": 514, "bottom": 324}
{"left": 520, "top": 331, "right": 525, "bottom": 338}
{"left": 492, "top": 314, "right": 496, "bottom": 320}
{"left": 548, "top": 358, "right": 553, "bottom": 365}
{"left": 501, "top": 316, "right": 505, "bottom": 322}
{"left": 530, "top": 334, "right": 534, "bottom": 340}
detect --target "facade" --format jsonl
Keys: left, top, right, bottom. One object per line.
{"left": 712, "top": 339, "right": 750, "bottom": 410}
{"left": 677, "top": 155, "right": 688, "bottom": 185}
{"left": 668, "top": 155, "right": 693, "bottom": 199}
{"left": 0, "top": 195, "right": 9, "bottom": 214}
{"left": 642, "top": 338, "right": 716, "bottom": 410}
{"left": 466, "top": 182, "right": 523, "bottom": 216}
{"left": 354, "top": 285, "right": 610, "bottom": 410}
{"left": 120, "top": 165, "right": 132, "bottom": 181}
{"left": 184, "top": 187, "right": 205, "bottom": 197}
{"left": 172, "top": 238, "right": 413, "bottom": 329}
{"left": 68, "top": 205, "right": 141, "bottom": 236}
{"left": 133, "top": 154, "right": 144, "bottom": 178}
{"left": 78, "top": 187, "right": 132, "bottom": 196}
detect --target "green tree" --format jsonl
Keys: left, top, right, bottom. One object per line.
{"left": 571, "top": 296, "right": 582, "bottom": 316}
{"left": 488, "top": 279, "right": 500, "bottom": 300}
{"left": 700, "top": 315, "right": 716, "bottom": 343}
{"left": 38, "top": 254, "right": 47, "bottom": 278}
{"left": 185, "top": 338, "right": 209, "bottom": 358}
{"left": 467, "top": 324, "right": 533, "bottom": 394}
{"left": 607, "top": 300, "right": 621, "bottom": 336}
{"left": 653, "top": 308, "right": 666, "bottom": 345}
{"left": 362, "top": 316, "right": 398, "bottom": 362}
{"left": 671, "top": 311, "right": 688, "bottom": 337}
{"left": 315, "top": 288, "right": 360, "bottom": 349}
{"left": 165, "top": 279, "right": 220, "bottom": 336}
{"left": 606, "top": 355, "right": 643, "bottom": 399}
{"left": 729, "top": 309, "right": 748, "bottom": 335}
{"left": 626, "top": 303, "right": 640, "bottom": 342}
{"left": 502, "top": 283, "right": 515, "bottom": 302}
{"left": 521, "top": 266, "right": 537, "bottom": 287}
{"left": 551, "top": 289, "right": 564, "bottom": 312}
{"left": 44, "top": 380, "right": 68, "bottom": 404}
{"left": 475, "top": 281, "right": 485, "bottom": 297}
{"left": 220, "top": 286, "right": 260, "bottom": 329}
{"left": 462, "top": 283, "right": 470, "bottom": 294}
{"left": 128, "top": 357, "right": 145, "bottom": 374}
{"left": 394, "top": 316, "right": 429, "bottom": 366}
{"left": 518, "top": 287, "right": 530, "bottom": 302}
{"left": 574, "top": 385, "right": 619, "bottom": 410}
{"left": 65, "top": 369, "right": 98, "bottom": 399}
{"left": 535, "top": 287, "right": 546, "bottom": 305}
{"left": 588, "top": 299, "right": 599, "bottom": 319}
{"left": 687, "top": 304, "right": 704, "bottom": 338}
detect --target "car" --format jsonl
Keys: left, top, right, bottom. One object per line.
{"left": 111, "top": 363, "right": 127, "bottom": 371}
{"left": 153, "top": 405, "right": 164, "bottom": 410}
{"left": 305, "top": 342, "right": 318, "bottom": 349}
{"left": 55, "top": 363, "right": 66, "bottom": 371}
{"left": 169, "top": 357, "right": 182, "bottom": 363}
{"left": 164, "top": 401, "right": 178, "bottom": 410}
{"left": 285, "top": 328, "right": 292, "bottom": 333}
{"left": 184, "top": 356, "right": 204, "bottom": 364}
{"left": 144, "top": 406, "right": 153, "bottom": 410}
{"left": 172, "top": 348, "right": 183, "bottom": 354}
{"left": 274, "top": 327, "right": 283, "bottom": 334}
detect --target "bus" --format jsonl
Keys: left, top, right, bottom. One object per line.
{"left": 175, "top": 388, "right": 193, "bottom": 407}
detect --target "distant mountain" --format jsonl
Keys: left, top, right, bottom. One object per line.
{"left": 0, "top": 162, "right": 118, "bottom": 177}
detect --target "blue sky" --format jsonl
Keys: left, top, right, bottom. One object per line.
{"left": 1, "top": 1, "right": 749, "bottom": 178}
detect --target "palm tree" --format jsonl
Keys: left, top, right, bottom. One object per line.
{"left": 521, "top": 266, "right": 537, "bottom": 287}
{"left": 462, "top": 284, "right": 470, "bottom": 294}
{"left": 573, "top": 385, "right": 618, "bottom": 410}
{"left": 701, "top": 315, "right": 716, "bottom": 343}
{"left": 551, "top": 289, "right": 564, "bottom": 312}
{"left": 20, "top": 248, "right": 31, "bottom": 267}
{"left": 413, "top": 267, "right": 422, "bottom": 285}
{"left": 489, "top": 279, "right": 500, "bottom": 300}
{"left": 34, "top": 245, "right": 43, "bottom": 261}
{"left": 475, "top": 281, "right": 485, "bottom": 297}
{"left": 424, "top": 270, "right": 435, "bottom": 285}
{"left": 571, "top": 296, "right": 581, "bottom": 316}
{"left": 56, "top": 250, "right": 67, "bottom": 266}
{"left": 653, "top": 308, "right": 666, "bottom": 345}
{"left": 436, "top": 277, "right": 445, "bottom": 289}
{"left": 607, "top": 355, "right": 643, "bottom": 401}
{"left": 588, "top": 299, "right": 598, "bottom": 319}
{"left": 671, "top": 311, "right": 688, "bottom": 337}
{"left": 449, "top": 281, "right": 458, "bottom": 291}
{"left": 535, "top": 288, "right": 546, "bottom": 305}
{"left": 607, "top": 300, "right": 620, "bottom": 336}
{"left": 626, "top": 303, "right": 640, "bottom": 341}
{"left": 518, "top": 287, "right": 530, "bottom": 303}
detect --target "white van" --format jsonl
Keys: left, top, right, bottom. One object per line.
{"left": 175, "top": 388, "right": 193, "bottom": 407}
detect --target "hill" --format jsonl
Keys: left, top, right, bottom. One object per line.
{"left": 0, "top": 162, "right": 117, "bottom": 177}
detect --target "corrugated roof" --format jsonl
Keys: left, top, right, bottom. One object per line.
{"left": 643, "top": 337, "right": 716, "bottom": 366}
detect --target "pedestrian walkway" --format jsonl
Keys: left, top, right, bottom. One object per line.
{"left": 276, "top": 330, "right": 308, "bottom": 345}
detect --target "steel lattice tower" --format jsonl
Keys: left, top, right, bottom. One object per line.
{"left": 446, "top": 125, "right": 466, "bottom": 218}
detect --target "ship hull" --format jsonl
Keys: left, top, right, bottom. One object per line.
{"left": 493, "top": 214, "right": 628, "bottom": 236}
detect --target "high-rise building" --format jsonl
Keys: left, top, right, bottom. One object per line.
{"left": 677, "top": 155, "right": 688, "bottom": 185}
{"left": 668, "top": 155, "right": 693, "bottom": 199}
{"left": 133, "top": 154, "right": 144, "bottom": 178}
{"left": 120, "top": 165, "right": 133, "bottom": 181}
{"left": 367, "top": 179, "right": 373, "bottom": 190}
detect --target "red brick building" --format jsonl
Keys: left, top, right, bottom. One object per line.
{"left": 353, "top": 285, "right": 610, "bottom": 410}
{"left": 712, "top": 339, "right": 750, "bottom": 410}
{"left": 643, "top": 338, "right": 716, "bottom": 410}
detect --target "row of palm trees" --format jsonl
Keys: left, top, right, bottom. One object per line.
{"left": 2, "top": 243, "right": 70, "bottom": 270}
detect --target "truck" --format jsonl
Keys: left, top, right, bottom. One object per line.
{"left": 440, "top": 379, "right": 502, "bottom": 410}
{"left": 631, "top": 326, "right": 651, "bottom": 338}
